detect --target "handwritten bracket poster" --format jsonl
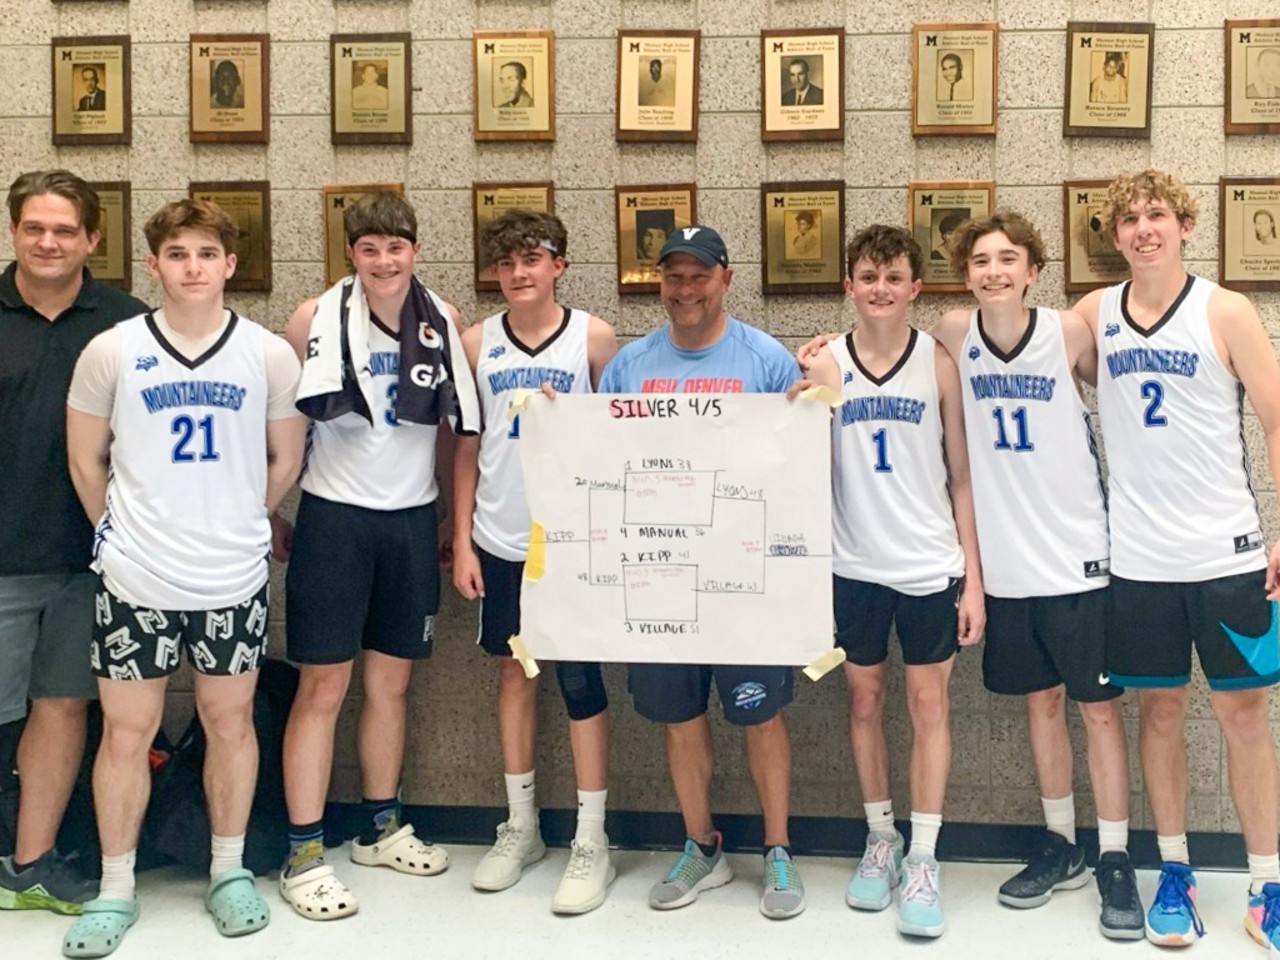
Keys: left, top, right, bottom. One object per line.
{"left": 517, "top": 393, "right": 834, "bottom": 666}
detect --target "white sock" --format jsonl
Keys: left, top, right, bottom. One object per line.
{"left": 864, "top": 800, "right": 896, "bottom": 838}
{"left": 1157, "top": 833, "right": 1190, "bottom": 864}
{"left": 1097, "top": 817, "right": 1129, "bottom": 855}
{"left": 909, "top": 812, "right": 942, "bottom": 858}
{"left": 1042, "top": 793, "right": 1077, "bottom": 844}
{"left": 574, "top": 789, "right": 607, "bottom": 845}
{"left": 99, "top": 850, "right": 137, "bottom": 902}
{"left": 1248, "top": 852, "right": 1280, "bottom": 896}
{"left": 210, "top": 833, "right": 245, "bottom": 878}
{"left": 505, "top": 770, "right": 536, "bottom": 824}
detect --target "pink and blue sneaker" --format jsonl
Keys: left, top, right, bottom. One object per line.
{"left": 1145, "top": 862, "right": 1204, "bottom": 947}
{"left": 1246, "top": 881, "right": 1280, "bottom": 955}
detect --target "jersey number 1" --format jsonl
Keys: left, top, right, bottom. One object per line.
{"left": 992, "top": 406, "right": 1034, "bottom": 452}
{"left": 871, "top": 429, "right": 892, "bottom": 473}
{"left": 171, "top": 414, "right": 219, "bottom": 462}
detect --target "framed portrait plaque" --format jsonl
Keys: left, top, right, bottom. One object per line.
{"left": 189, "top": 34, "right": 269, "bottom": 144}
{"left": 86, "top": 181, "right": 131, "bottom": 291}
{"left": 760, "top": 181, "right": 845, "bottom": 295}
{"left": 330, "top": 33, "right": 411, "bottom": 146}
{"left": 760, "top": 28, "right": 844, "bottom": 143}
{"left": 1225, "top": 21, "right": 1280, "bottom": 135}
{"left": 321, "top": 183, "right": 405, "bottom": 287}
{"left": 616, "top": 30, "right": 700, "bottom": 143}
{"left": 474, "top": 31, "right": 555, "bottom": 142}
{"left": 1063, "top": 180, "right": 1129, "bottom": 294}
{"left": 908, "top": 180, "right": 994, "bottom": 293}
{"left": 1063, "top": 21, "right": 1154, "bottom": 138}
{"left": 472, "top": 182, "right": 555, "bottom": 292}
{"left": 51, "top": 36, "right": 131, "bottom": 146}
{"left": 615, "top": 184, "right": 697, "bottom": 295}
{"left": 1219, "top": 178, "right": 1280, "bottom": 292}
{"left": 189, "top": 181, "right": 271, "bottom": 293}
{"left": 911, "top": 23, "right": 998, "bottom": 136}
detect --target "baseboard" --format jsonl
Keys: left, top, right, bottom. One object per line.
{"left": 324, "top": 802, "right": 1248, "bottom": 871}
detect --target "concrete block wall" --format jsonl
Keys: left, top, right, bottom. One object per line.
{"left": 3, "top": 0, "right": 1278, "bottom": 834}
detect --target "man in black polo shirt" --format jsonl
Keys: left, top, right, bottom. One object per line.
{"left": 0, "top": 171, "right": 147, "bottom": 915}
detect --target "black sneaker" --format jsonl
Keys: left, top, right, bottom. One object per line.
{"left": 1095, "top": 850, "right": 1144, "bottom": 940}
{"left": 0, "top": 850, "right": 97, "bottom": 915}
{"left": 998, "top": 831, "right": 1088, "bottom": 908}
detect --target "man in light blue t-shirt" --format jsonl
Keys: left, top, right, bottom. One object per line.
{"left": 598, "top": 226, "right": 805, "bottom": 920}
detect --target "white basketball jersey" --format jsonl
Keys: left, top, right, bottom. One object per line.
{"left": 94, "top": 312, "right": 270, "bottom": 610}
{"left": 1096, "top": 276, "right": 1264, "bottom": 581}
{"left": 300, "top": 318, "right": 439, "bottom": 510}
{"left": 960, "top": 308, "right": 1110, "bottom": 598}
{"left": 829, "top": 329, "right": 965, "bottom": 595}
{"left": 472, "top": 307, "right": 591, "bottom": 561}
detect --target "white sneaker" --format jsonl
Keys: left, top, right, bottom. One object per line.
{"left": 471, "top": 817, "right": 546, "bottom": 891}
{"left": 551, "top": 838, "right": 616, "bottom": 915}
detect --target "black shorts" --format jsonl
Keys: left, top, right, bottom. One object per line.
{"left": 983, "top": 589, "right": 1122, "bottom": 703}
{"left": 285, "top": 492, "right": 439, "bottom": 665}
{"left": 91, "top": 579, "right": 269, "bottom": 680}
{"left": 834, "top": 576, "right": 960, "bottom": 667}
{"left": 475, "top": 546, "right": 607, "bottom": 721}
{"left": 1106, "top": 570, "right": 1279, "bottom": 691}
{"left": 628, "top": 662, "right": 794, "bottom": 726}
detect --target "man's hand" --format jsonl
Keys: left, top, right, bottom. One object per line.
{"left": 1266, "top": 541, "right": 1280, "bottom": 600}
{"left": 785, "top": 378, "right": 817, "bottom": 401}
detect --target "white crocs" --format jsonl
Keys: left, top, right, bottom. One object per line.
{"left": 350, "top": 824, "right": 449, "bottom": 876}
{"left": 278, "top": 864, "right": 358, "bottom": 921}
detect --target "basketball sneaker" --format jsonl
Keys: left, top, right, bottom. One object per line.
{"left": 0, "top": 851, "right": 96, "bottom": 916}
{"left": 1145, "top": 862, "right": 1204, "bottom": 946}
{"left": 1245, "top": 881, "right": 1280, "bottom": 954}
{"left": 997, "top": 831, "right": 1087, "bottom": 908}
{"left": 759, "top": 846, "right": 804, "bottom": 919}
{"left": 898, "top": 851, "right": 944, "bottom": 938}
{"left": 1095, "top": 850, "right": 1144, "bottom": 940}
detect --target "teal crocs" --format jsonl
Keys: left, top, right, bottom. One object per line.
{"left": 62, "top": 897, "right": 139, "bottom": 958}
{"left": 206, "top": 867, "right": 270, "bottom": 937}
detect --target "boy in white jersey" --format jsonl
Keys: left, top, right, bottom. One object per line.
{"left": 62, "top": 199, "right": 304, "bottom": 956}
{"left": 1075, "top": 169, "right": 1280, "bottom": 949}
{"left": 791, "top": 225, "right": 983, "bottom": 938}
{"left": 275, "top": 192, "right": 476, "bottom": 920}
{"left": 931, "top": 212, "right": 1140, "bottom": 938}
{"left": 452, "top": 210, "right": 619, "bottom": 913}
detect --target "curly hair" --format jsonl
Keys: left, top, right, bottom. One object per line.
{"left": 845, "top": 224, "right": 922, "bottom": 282}
{"left": 1100, "top": 169, "right": 1198, "bottom": 238}
{"left": 478, "top": 209, "right": 568, "bottom": 268}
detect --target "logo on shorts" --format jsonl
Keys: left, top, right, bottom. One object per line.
{"left": 1234, "top": 531, "right": 1264, "bottom": 554}
{"left": 968, "top": 346, "right": 980, "bottom": 360}
{"left": 1105, "top": 323, "right": 1120, "bottom": 337}
{"left": 1083, "top": 558, "right": 1110, "bottom": 578}
{"left": 1098, "top": 672, "right": 1110, "bottom": 686}
{"left": 422, "top": 616, "right": 434, "bottom": 643}
{"left": 229, "top": 641, "right": 261, "bottom": 675}
{"left": 488, "top": 345, "right": 506, "bottom": 359}
{"left": 103, "top": 626, "right": 140, "bottom": 662}
{"left": 1220, "top": 602, "right": 1280, "bottom": 680}
{"left": 731, "top": 681, "right": 768, "bottom": 710}
{"left": 135, "top": 355, "right": 159, "bottom": 371}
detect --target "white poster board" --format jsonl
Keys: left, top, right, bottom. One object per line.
{"left": 517, "top": 393, "right": 833, "bottom": 665}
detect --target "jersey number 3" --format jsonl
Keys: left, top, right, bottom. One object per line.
{"left": 171, "top": 414, "right": 219, "bottom": 462}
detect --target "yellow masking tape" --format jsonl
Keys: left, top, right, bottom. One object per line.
{"left": 800, "top": 384, "right": 842, "bottom": 408}
{"left": 506, "top": 389, "right": 533, "bottom": 421}
{"left": 525, "top": 522, "right": 546, "bottom": 581}
{"left": 507, "top": 635, "right": 541, "bottom": 679}
{"left": 803, "top": 647, "right": 847, "bottom": 681}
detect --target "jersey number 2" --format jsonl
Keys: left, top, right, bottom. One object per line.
{"left": 1141, "top": 381, "right": 1167, "bottom": 427}
{"left": 171, "top": 415, "right": 219, "bottom": 462}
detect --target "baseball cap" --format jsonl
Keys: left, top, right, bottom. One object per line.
{"left": 657, "top": 225, "right": 729, "bottom": 268}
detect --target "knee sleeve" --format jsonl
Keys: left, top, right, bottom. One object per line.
{"left": 555, "top": 661, "right": 608, "bottom": 721}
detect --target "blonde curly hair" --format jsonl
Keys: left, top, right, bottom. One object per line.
{"left": 1100, "top": 169, "right": 1198, "bottom": 239}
